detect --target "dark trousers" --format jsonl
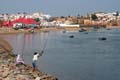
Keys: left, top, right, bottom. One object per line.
{"left": 32, "top": 60, "right": 37, "bottom": 71}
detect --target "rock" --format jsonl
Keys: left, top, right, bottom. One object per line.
{"left": 8, "top": 69, "right": 14, "bottom": 74}
{"left": 2, "top": 71, "right": 9, "bottom": 78}
{"left": 0, "top": 72, "right": 3, "bottom": 77}
{"left": 33, "top": 73, "right": 39, "bottom": 78}
{"left": 4, "top": 77, "right": 10, "bottom": 80}
{"left": 4, "top": 76, "right": 16, "bottom": 80}
{"left": 16, "top": 75, "right": 25, "bottom": 80}
{"left": 35, "top": 77, "right": 41, "bottom": 80}
{"left": 16, "top": 75, "right": 30, "bottom": 80}
{"left": 0, "top": 77, "right": 3, "bottom": 80}
{"left": 13, "top": 70, "right": 21, "bottom": 75}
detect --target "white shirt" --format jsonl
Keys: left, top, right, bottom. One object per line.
{"left": 32, "top": 53, "right": 39, "bottom": 61}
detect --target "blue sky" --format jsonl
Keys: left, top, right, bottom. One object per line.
{"left": 0, "top": 0, "right": 119, "bottom": 16}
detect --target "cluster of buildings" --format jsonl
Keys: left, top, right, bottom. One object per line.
{"left": 95, "top": 12, "right": 120, "bottom": 22}
{"left": 0, "top": 12, "right": 51, "bottom": 21}
{"left": 51, "top": 12, "right": 120, "bottom": 28}
{"left": 0, "top": 12, "right": 120, "bottom": 28}
{"left": 0, "top": 12, "right": 51, "bottom": 28}
{"left": 91, "top": 12, "right": 120, "bottom": 27}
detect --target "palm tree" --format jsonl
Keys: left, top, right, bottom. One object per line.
{"left": 91, "top": 14, "right": 98, "bottom": 20}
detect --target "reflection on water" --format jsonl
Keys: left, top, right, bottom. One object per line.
{"left": 1, "top": 28, "right": 120, "bottom": 80}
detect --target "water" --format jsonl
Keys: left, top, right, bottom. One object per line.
{"left": 1, "top": 28, "right": 120, "bottom": 80}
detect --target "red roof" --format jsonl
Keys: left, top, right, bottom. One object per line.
{"left": 2, "top": 18, "right": 38, "bottom": 27}
{"left": 2, "top": 21, "right": 12, "bottom": 27}
{"left": 13, "top": 18, "right": 37, "bottom": 25}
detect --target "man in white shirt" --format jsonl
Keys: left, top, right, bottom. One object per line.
{"left": 32, "top": 51, "right": 43, "bottom": 71}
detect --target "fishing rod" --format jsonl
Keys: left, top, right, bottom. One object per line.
{"left": 21, "top": 33, "right": 25, "bottom": 60}
{"left": 39, "top": 31, "right": 50, "bottom": 56}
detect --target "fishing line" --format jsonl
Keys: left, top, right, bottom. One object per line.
{"left": 40, "top": 31, "right": 50, "bottom": 54}
{"left": 21, "top": 33, "right": 25, "bottom": 60}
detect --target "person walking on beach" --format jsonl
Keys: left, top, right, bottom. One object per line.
{"left": 32, "top": 51, "right": 43, "bottom": 71}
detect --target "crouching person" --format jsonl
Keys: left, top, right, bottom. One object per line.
{"left": 16, "top": 54, "right": 24, "bottom": 66}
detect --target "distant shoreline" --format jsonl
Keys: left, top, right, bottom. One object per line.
{"left": 0, "top": 27, "right": 80, "bottom": 35}
{"left": 0, "top": 26, "right": 120, "bottom": 35}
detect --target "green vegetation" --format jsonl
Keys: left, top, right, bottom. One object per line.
{"left": 91, "top": 14, "right": 98, "bottom": 20}
{"left": 34, "top": 18, "right": 40, "bottom": 22}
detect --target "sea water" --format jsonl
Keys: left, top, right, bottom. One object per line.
{"left": 1, "top": 28, "right": 120, "bottom": 80}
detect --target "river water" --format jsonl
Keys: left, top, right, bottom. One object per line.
{"left": 1, "top": 28, "right": 120, "bottom": 80}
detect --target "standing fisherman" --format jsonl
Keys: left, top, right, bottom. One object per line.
{"left": 32, "top": 51, "right": 43, "bottom": 71}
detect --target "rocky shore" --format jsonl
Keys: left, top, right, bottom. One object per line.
{"left": 0, "top": 47, "right": 58, "bottom": 80}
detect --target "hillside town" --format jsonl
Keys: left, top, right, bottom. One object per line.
{"left": 0, "top": 12, "right": 120, "bottom": 29}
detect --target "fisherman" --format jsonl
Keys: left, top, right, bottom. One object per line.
{"left": 32, "top": 51, "right": 43, "bottom": 71}
{"left": 16, "top": 54, "right": 24, "bottom": 65}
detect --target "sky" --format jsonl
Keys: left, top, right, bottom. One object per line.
{"left": 0, "top": 0, "right": 120, "bottom": 16}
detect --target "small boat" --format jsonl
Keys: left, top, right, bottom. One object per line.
{"left": 62, "top": 30, "right": 66, "bottom": 33}
{"left": 107, "top": 28, "right": 111, "bottom": 30}
{"left": 78, "top": 29, "right": 87, "bottom": 32}
{"left": 84, "top": 32, "right": 88, "bottom": 34}
{"left": 98, "top": 37, "right": 107, "bottom": 40}
{"left": 69, "top": 35, "right": 74, "bottom": 38}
